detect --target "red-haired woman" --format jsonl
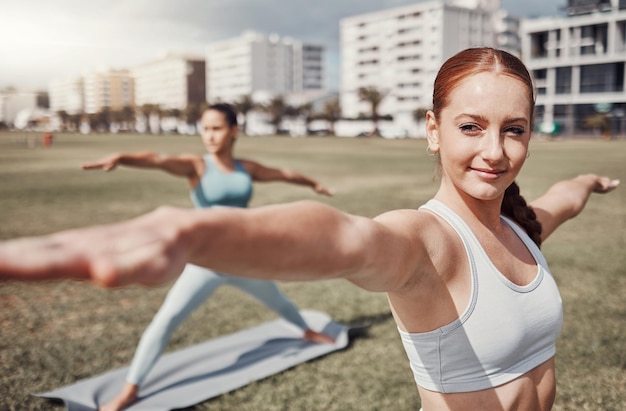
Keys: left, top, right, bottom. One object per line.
{"left": 0, "top": 48, "right": 619, "bottom": 410}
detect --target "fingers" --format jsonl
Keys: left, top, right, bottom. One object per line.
{"left": 81, "top": 163, "right": 102, "bottom": 170}
{"left": 82, "top": 162, "right": 115, "bottom": 171}
{"left": 82, "top": 155, "right": 119, "bottom": 171}
{"left": 0, "top": 235, "right": 91, "bottom": 283}
{"left": 595, "top": 177, "right": 620, "bottom": 193}
{"left": 315, "top": 185, "right": 335, "bottom": 197}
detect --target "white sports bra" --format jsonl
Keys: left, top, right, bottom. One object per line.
{"left": 398, "top": 200, "right": 563, "bottom": 393}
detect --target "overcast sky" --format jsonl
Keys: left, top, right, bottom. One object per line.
{"left": 0, "top": 0, "right": 566, "bottom": 91}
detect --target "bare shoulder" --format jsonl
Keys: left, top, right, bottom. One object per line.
{"left": 236, "top": 158, "right": 262, "bottom": 173}
{"left": 374, "top": 207, "right": 443, "bottom": 241}
{"left": 168, "top": 154, "right": 205, "bottom": 179}
{"left": 377, "top": 207, "right": 463, "bottom": 271}
{"left": 365, "top": 208, "right": 450, "bottom": 291}
{"left": 175, "top": 153, "right": 203, "bottom": 162}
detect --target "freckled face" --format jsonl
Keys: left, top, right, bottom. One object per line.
{"left": 200, "top": 109, "right": 237, "bottom": 154}
{"left": 427, "top": 72, "right": 532, "bottom": 202}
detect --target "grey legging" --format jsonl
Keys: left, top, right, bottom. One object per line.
{"left": 126, "top": 263, "right": 310, "bottom": 385}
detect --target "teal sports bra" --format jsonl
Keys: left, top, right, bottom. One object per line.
{"left": 190, "top": 155, "right": 253, "bottom": 208}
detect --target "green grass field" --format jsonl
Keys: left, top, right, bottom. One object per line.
{"left": 0, "top": 132, "right": 624, "bottom": 410}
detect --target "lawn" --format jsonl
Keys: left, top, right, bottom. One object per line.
{"left": 0, "top": 132, "right": 624, "bottom": 410}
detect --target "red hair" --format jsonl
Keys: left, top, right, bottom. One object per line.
{"left": 432, "top": 47, "right": 535, "bottom": 125}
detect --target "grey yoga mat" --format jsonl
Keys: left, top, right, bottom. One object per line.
{"left": 35, "top": 310, "right": 350, "bottom": 411}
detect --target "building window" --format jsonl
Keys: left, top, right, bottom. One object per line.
{"left": 554, "top": 104, "right": 569, "bottom": 117}
{"left": 617, "top": 21, "right": 626, "bottom": 51}
{"left": 533, "top": 69, "right": 547, "bottom": 80}
{"left": 534, "top": 105, "right": 545, "bottom": 122}
{"left": 530, "top": 31, "right": 549, "bottom": 58}
{"left": 556, "top": 67, "right": 572, "bottom": 94}
{"left": 580, "top": 63, "right": 625, "bottom": 93}
{"left": 555, "top": 29, "right": 562, "bottom": 57}
{"left": 580, "top": 24, "right": 608, "bottom": 55}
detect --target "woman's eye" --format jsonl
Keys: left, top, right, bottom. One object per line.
{"left": 460, "top": 124, "right": 481, "bottom": 134}
{"left": 505, "top": 126, "right": 525, "bottom": 136}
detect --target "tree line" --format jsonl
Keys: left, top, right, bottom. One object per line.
{"left": 55, "top": 87, "right": 431, "bottom": 137}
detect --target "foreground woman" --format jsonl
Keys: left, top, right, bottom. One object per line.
{"left": 0, "top": 48, "right": 619, "bottom": 410}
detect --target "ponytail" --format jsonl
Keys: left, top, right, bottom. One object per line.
{"left": 501, "top": 182, "right": 542, "bottom": 247}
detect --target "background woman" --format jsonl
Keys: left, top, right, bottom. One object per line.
{"left": 82, "top": 103, "right": 335, "bottom": 411}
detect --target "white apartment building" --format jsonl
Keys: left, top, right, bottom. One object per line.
{"left": 494, "top": 9, "right": 522, "bottom": 56}
{"left": 49, "top": 76, "right": 84, "bottom": 115}
{"left": 340, "top": 0, "right": 502, "bottom": 133}
{"left": 83, "top": 69, "right": 134, "bottom": 114}
{"left": 132, "top": 53, "right": 206, "bottom": 111}
{"left": 206, "top": 31, "right": 324, "bottom": 104}
{"left": 0, "top": 88, "right": 47, "bottom": 127}
{"left": 521, "top": 0, "right": 626, "bottom": 136}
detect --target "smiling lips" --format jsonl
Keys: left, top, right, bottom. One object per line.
{"left": 471, "top": 167, "right": 505, "bottom": 180}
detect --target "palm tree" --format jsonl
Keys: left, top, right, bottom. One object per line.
{"left": 95, "top": 107, "right": 111, "bottom": 132}
{"left": 358, "top": 86, "right": 387, "bottom": 137}
{"left": 322, "top": 98, "right": 341, "bottom": 136}
{"left": 140, "top": 104, "right": 161, "bottom": 134}
{"left": 264, "top": 95, "right": 287, "bottom": 134}
{"left": 110, "top": 109, "right": 125, "bottom": 132}
{"left": 183, "top": 102, "right": 202, "bottom": 130}
{"left": 231, "top": 95, "right": 255, "bottom": 135}
{"left": 56, "top": 110, "right": 70, "bottom": 131}
{"left": 121, "top": 105, "right": 136, "bottom": 131}
{"left": 69, "top": 113, "right": 82, "bottom": 131}
{"left": 298, "top": 102, "right": 314, "bottom": 135}
{"left": 413, "top": 107, "right": 429, "bottom": 124}
{"left": 167, "top": 108, "right": 182, "bottom": 120}
{"left": 140, "top": 104, "right": 152, "bottom": 122}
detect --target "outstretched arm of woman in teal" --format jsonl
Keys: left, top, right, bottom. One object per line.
{"left": 240, "top": 159, "right": 335, "bottom": 196}
{"left": 82, "top": 151, "right": 202, "bottom": 181}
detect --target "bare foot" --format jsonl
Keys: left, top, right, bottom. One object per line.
{"left": 99, "top": 383, "right": 138, "bottom": 411}
{"left": 303, "top": 329, "right": 335, "bottom": 344}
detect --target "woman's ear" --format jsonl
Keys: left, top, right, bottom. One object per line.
{"left": 426, "top": 111, "right": 440, "bottom": 153}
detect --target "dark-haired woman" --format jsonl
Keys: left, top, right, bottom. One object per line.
{"left": 81, "top": 103, "right": 335, "bottom": 411}
{"left": 0, "top": 50, "right": 619, "bottom": 410}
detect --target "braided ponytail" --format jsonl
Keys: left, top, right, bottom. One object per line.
{"left": 501, "top": 182, "right": 543, "bottom": 247}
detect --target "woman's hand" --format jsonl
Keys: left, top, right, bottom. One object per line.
{"left": 583, "top": 174, "right": 620, "bottom": 194}
{"left": 0, "top": 207, "right": 191, "bottom": 288}
{"left": 82, "top": 154, "right": 121, "bottom": 171}
{"left": 313, "top": 183, "right": 335, "bottom": 197}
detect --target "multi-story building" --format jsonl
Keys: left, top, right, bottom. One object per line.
{"left": 340, "top": 0, "right": 502, "bottom": 132}
{"left": 494, "top": 9, "right": 522, "bottom": 56}
{"left": 132, "top": 53, "right": 206, "bottom": 111}
{"left": 48, "top": 76, "right": 84, "bottom": 115}
{"left": 298, "top": 43, "right": 325, "bottom": 91}
{"left": 521, "top": 0, "right": 626, "bottom": 136}
{"left": 206, "top": 31, "right": 324, "bottom": 104}
{"left": 0, "top": 88, "right": 48, "bottom": 127}
{"left": 83, "top": 69, "right": 134, "bottom": 114}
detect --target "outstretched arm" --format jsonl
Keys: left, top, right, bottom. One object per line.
{"left": 241, "top": 160, "right": 334, "bottom": 196}
{"left": 82, "top": 151, "right": 200, "bottom": 180}
{"left": 530, "top": 174, "right": 620, "bottom": 242}
{"left": 0, "top": 201, "right": 419, "bottom": 291}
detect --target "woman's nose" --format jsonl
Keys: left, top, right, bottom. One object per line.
{"left": 481, "top": 131, "right": 504, "bottom": 162}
